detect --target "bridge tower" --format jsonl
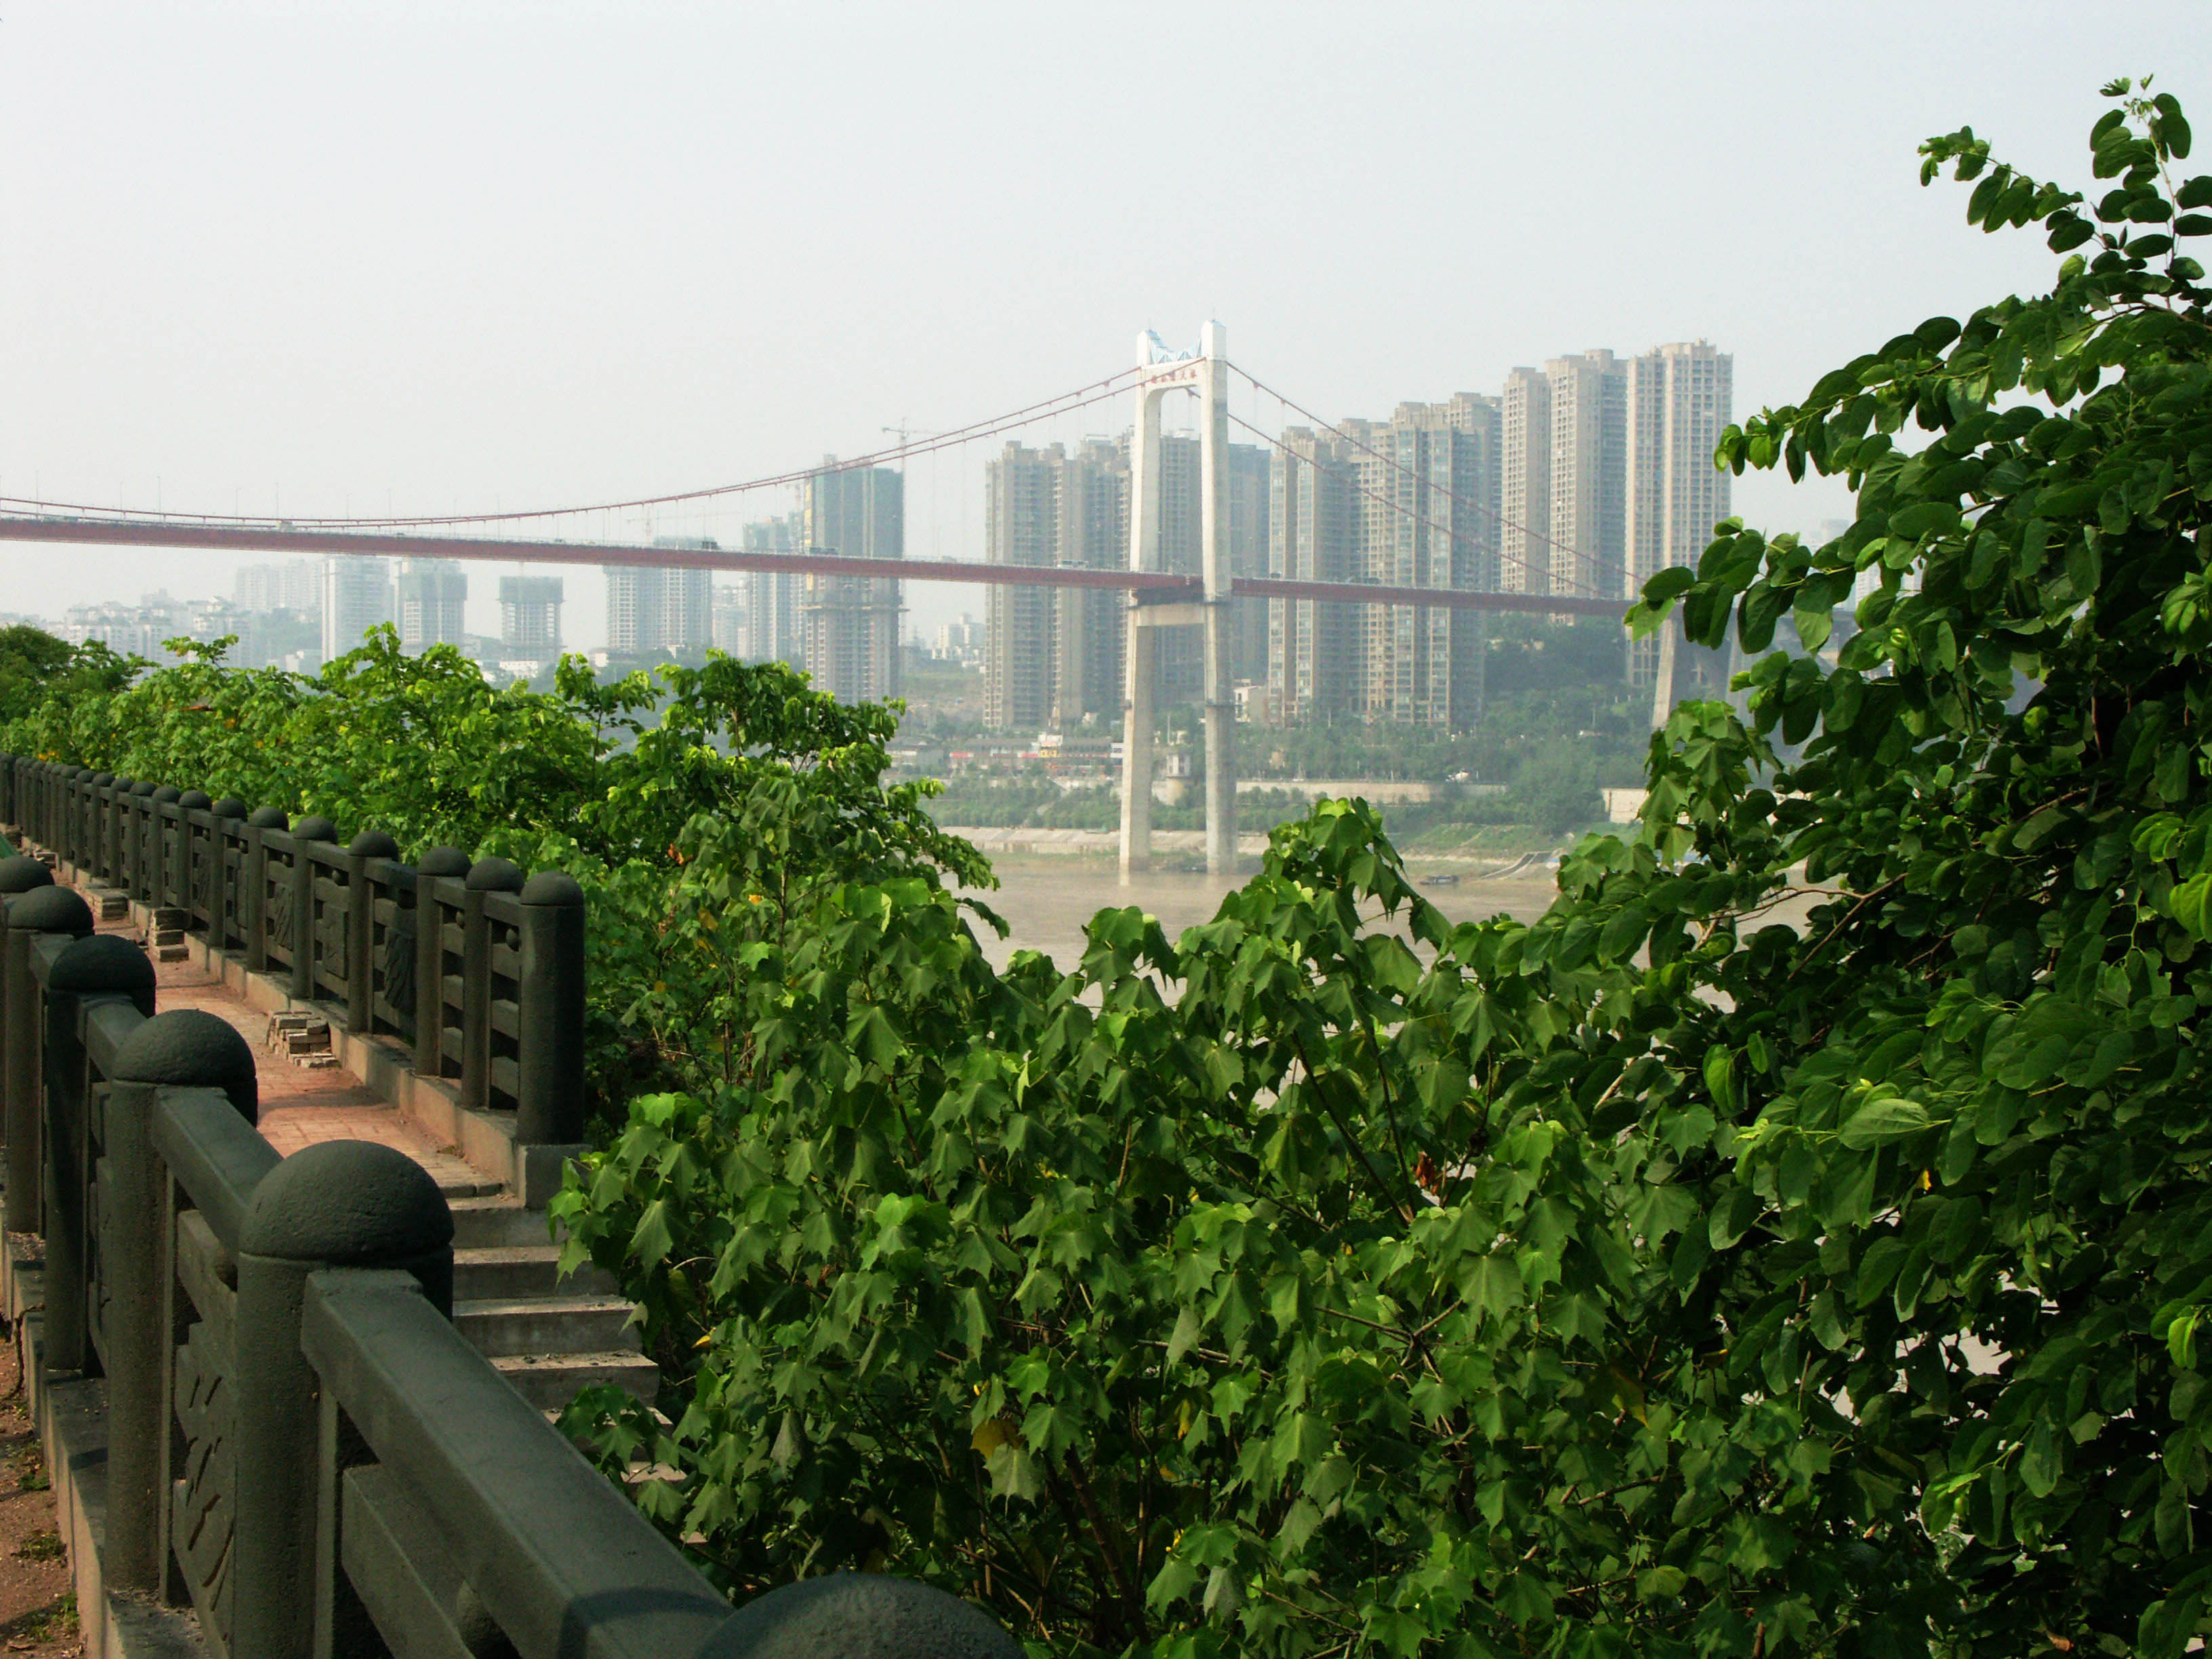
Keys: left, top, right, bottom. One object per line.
{"left": 1118, "top": 321, "right": 1235, "bottom": 880}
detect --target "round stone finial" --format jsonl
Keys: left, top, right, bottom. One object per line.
{"left": 178, "top": 790, "right": 213, "bottom": 811}
{"left": 114, "top": 1008, "right": 259, "bottom": 1119}
{"left": 210, "top": 799, "right": 248, "bottom": 821}
{"left": 5, "top": 886, "right": 93, "bottom": 937}
{"left": 416, "top": 847, "right": 472, "bottom": 879}
{"left": 91, "top": 773, "right": 116, "bottom": 788}
{"left": 239, "top": 1141, "right": 452, "bottom": 1264}
{"left": 131, "top": 780, "right": 159, "bottom": 797}
{"left": 0, "top": 856, "right": 54, "bottom": 896}
{"left": 49, "top": 934, "right": 155, "bottom": 996}
{"left": 465, "top": 857, "right": 525, "bottom": 894}
{"left": 151, "top": 785, "right": 183, "bottom": 804}
{"left": 112, "top": 777, "right": 137, "bottom": 794}
{"left": 698, "top": 1576, "right": 1021, "bottom": 1659}
{"left": 348, "top": 829, "right": 401, "bottom": 861}
{"left": 247, "top": 806, "right": 289, "bottom": 830}
{"left": 518, "top": 872, "right": 584, "bottom": 907}
{"left": 293, "top": 815, "right": 338, "bottom": 843}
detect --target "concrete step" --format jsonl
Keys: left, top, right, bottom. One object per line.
{"left": 448, "top": 1195, "right": 558, "bottom": 1249}
{"left": 425, "top": 1162, "right": 505, "bottom": 1201}
{"left": 491, "top": 1351, "right": 660, "bottom": 1412}
{"left": 453, "top": 1294, "right": 640, "bottom": 1358}
{"left": 453, "top": 1244, "right": 616, "bottom": 1301}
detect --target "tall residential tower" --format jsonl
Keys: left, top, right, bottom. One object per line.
{"left": 801, "top": 462, "right": 903, "bottom": 702}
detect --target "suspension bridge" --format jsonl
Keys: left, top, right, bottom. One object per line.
{"left": 0, "top": 323, "right": 1645, "bottom": 878}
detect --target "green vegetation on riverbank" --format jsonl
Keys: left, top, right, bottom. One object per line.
{"left": 5, "top": 82, "right": 2210, "bottom": 1658}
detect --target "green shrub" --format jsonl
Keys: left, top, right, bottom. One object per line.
{"left": 550, "top": 83, "right": 2212, "bottom": 1657}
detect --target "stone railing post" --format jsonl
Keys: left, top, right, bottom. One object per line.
{"left": 58, "top": 767, "right": 83, "bottom": 871}
{"left": 514, "top": 872, "right": 587, "bottom": 1145}
{"left": 411, "top": 849, "right": 470, "bottom": 1080}
{"left": 232, "top": 1141, "right": 452, "bottom": 1659}
{"left": 1, "top": 879, "right": 84, "bottom": 1237}
{"left": 48, "top": 766, "right": 68, "bottom": 867}
{"left": 178, "top": 790, "right": 213, "bottom": 919}
{"left": 211, "top": 799, "right": 248, "bottom": 948}
{"left": 106, "top": 1009, "right": 259, "bottom": 1595}
{"left": 40, "top": 935, "right": 158, "bottom": 1378}
{"left": 344, "top": 830, "right": 398, "bottom": 1033}
{"left": 129, "top": 780, "right": 159, "bottom": 900}
{"left": 75, "top": 767, "right": 100, "bottom": 873}
{"left": 461, "top": 858, "right": 523, "bottom": 1115}
{"left": 245, "top": 807, "right": 287, "bottom": 974}
{"left": 148, "top": 785, "right": 182, "bottom": 904}
{"left": 89, "top": 773, "right": 117, "bottom": 883}
{"left": 108, "top": 779, "right": 135, "bottom": 895}
{"left": 289, "top": 817, "right": 337, "bottom": 1001}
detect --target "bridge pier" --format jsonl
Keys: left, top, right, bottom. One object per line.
{"left": 1118, "top": 622, "right": 1156, "bottom": 876}
{"left": 1118, "top": 321, "right": 1237, "bottom": 882}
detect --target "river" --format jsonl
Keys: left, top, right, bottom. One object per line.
{"left": 957, "top": 852, "right": 1565, "bottom": 977}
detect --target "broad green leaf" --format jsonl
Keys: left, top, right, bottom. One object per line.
{"left": 1839, "top": 1094, "right": 1934, "bottom": 1149}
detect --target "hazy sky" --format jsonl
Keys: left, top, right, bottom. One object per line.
{"left": 3, "top": 3, "right": 2205, "bottom": 650}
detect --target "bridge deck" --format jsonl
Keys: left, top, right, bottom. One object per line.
{"left": 0, "top": 514, "right": 1631, "bottom": 617}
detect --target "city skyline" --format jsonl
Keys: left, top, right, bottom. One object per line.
{"left": 6, "top": 9, "right": 2195, "bottom": 650}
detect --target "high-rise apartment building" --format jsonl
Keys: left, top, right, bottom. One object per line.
{"left": 605, "top": 552, "right": 714, "bottom": 658}
{"left": 1626, "top": 340, "right": 1734, "bottom": 691}
{"left": 394, "top": 560, "right": 468, "bottom": 652}
{"left": 982, "top": 439, "right": 1129, "bottom": 732}
{"left": 62, "top": 592, "right": 258, "bottom": 660}
{"left": 1058, "top": 442, "right": 1134, "bottom": 727}
{"left": 647, "top": 541, "right": 716, "bottom": 653}
{"left": 1227, "top": 446, "right": 1272, "bottom": 689}
{"left": 667, "top": 570, "right": 712, "bottom": 651}
{"left": 1358, "top": 397, "right": 1499, "bottom": 728}
{"left": 800, "top": 463, "right": 902, "bottom": 703}
{"left": 234, "top": 560, "right": 321, "bottom": 616}
{"left": 1625, "top": 342, "right": 1733, "bottom": 595}
{"left": 984, "top": 443, "right": 1059, "bottom": 732}
{"left": 633, "top": 542, "right": 715, "bottom": 654}
{"left": 711, "top": 585, "right": 746, "bottom": 655}
{"left": 603, "top": 568, "right": 657, "bottom": 656}
{"left": 1264, "top": 396, "right": 1497, "bottom": 731}
{"left": 1267, "top": 428, "right": 1361, "bottom": 725}
{"left": 1500, "top": 368, "right": 1552, "bottom": 596}
{"left": 498, "top": 577, "right": 563, "bottom": 657}
{"left": 934, "top": 614, "right": 985, "bottom": 666}
{"left": 1547, "top": 350, "right": 1629, "bottom": 599}
{"left": 741, "top": 513, "right": 804, "bottom": 667}
{"left": 322, "top": 558, "right": 394, "bottom": 662}
{"left": 1258, "top": 344, "right": 1725, "bottom": 724}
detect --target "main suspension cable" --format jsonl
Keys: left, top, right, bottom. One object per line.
{"left": 0, "top": 366, "right": 1154, "bottom": 533}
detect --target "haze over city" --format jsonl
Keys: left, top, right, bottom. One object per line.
{"left": 7, "top": 7, "right": 2212, "bottom": 1655}
{"left": 5, "top": 3, "right": 2203, "bottom": 650}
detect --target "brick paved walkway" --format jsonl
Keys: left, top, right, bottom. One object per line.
{"left": 125, "top": 919, "right": 499, "bottom": 1199}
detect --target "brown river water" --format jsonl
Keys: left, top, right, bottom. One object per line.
{"left": 957, "top": 853, "right": 1567, "bottom": 977}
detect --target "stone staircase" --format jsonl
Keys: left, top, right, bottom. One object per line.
{"left": 82, "top": 870, "right": 666, "bottom": 1417}
{"left": 448, "top": 1195, "right": 659, "bottom": 1410}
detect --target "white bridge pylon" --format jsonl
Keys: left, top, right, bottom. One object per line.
{"left": 1118, "top": 321, "right": 1235, "bottom": 881}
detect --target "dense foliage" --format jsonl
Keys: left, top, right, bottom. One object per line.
{"left": 9, "top": 81, "right": 2211, "bottom": 1659}
{"left": 544, "top": 82, "right": 2212, "bottom": 1659}
{"left": 0, "top": 627, "right": 989, "bottom": 1116}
